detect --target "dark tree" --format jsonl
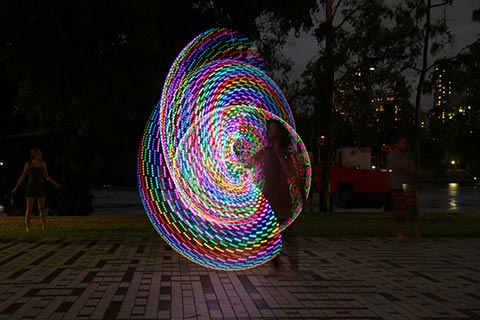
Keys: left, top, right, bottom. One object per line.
{"left": 302, "top": 0, "right": 419, "bottom": 211}
{"left": 0, "top": 0, "right": 316, "bottom": 215}
{"left": 393, "top": 0, "right": 454, "bottom": 164}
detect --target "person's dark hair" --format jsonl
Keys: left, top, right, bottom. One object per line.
{"left": 30, "top": 148, "right": 41, "bottom": 160}
{"left": 29, "top": 147, "right": 41, "bottom": 168}
{"left": 266, "top": 119, "right": 290, "bottom": 150}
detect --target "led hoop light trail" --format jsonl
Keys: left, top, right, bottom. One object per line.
{"left": 138, "top": 28, "right": 311, "bottom": 270}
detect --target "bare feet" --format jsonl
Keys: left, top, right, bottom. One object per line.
{"left": 265, "top": 268, "right": 283, "bottom": 277}
{"left": 284, "top": 270, "right": 298, "bottom": 279}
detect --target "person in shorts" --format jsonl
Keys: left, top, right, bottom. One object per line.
{"left": 386, "top": 136, "right": 420, "bottom": 241}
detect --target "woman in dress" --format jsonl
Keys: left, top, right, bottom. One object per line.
{"left": 254, "top": 120, "right": 304, "bottom": 275}
{"left": 12, "top": 148, "right": 61, "bottom": 232}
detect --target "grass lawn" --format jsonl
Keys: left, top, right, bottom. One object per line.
{"left": 285, "top": 212, "right": 480, "bottom": 238}
{"left": 0, "top": 212, "right": 479, "bottom": 241}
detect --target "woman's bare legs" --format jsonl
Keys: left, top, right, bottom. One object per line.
{"left": 413, "top": 221, "right": 420, "bottom": 241}
{"left": 25, "top": 197, "right": 34, "bottom": 232}
{"left": 395, "top": 221, "right": 406, "bottom": 241}
{"left": 37, "top": 197, "right": 46, "bottom": 231}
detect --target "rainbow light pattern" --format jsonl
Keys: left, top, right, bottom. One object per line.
{"left": 138, "top": 28, "right": 311, "bottom": 270}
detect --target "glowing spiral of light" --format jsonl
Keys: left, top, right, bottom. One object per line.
{"left": 138, "top": 28, "right": 311, "bottom": 270}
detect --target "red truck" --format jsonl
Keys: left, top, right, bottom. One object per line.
{"left": 312, "top": 147, "right": 390, "bottom": 209}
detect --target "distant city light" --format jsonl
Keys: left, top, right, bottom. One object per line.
{"left": 451, "top": 160, "right": 455, "bottom": 165}
{"left": 371, "top": 165, "right": 376, "bottom": 169}
{"left": 0, "top": 162, "right": 4, "bottom": 166}
{"left": 369, "top": 67, "right": 375, "bottom": 71}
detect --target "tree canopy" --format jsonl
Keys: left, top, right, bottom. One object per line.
{"left": 0, "top": 0, "right": 316, "bottom": 214}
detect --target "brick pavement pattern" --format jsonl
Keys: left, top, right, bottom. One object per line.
{"left": 0, "top": 237, "right": 479, "bottom": 320}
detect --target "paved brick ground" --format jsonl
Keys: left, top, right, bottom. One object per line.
{"left": 0, "top": 237, "right": 479, "bottom": 319}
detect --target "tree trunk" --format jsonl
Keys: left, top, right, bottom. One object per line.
{"left": 414, "top": 0, "right": 432, "bottom": 164}
{"left": 319, "top": 0, "right": 335, "bottom": 212}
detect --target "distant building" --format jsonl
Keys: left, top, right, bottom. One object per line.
{"left": 432, "top": 61, "right": 452, "bottom": 109}
{"left": 371, "top": 89, "right": 420, "bottom": 127}
{"left": 428, "top": 60, "right": 479, "bottom": 126}
{"left": 372, "top": 91, "right": 400, "bottom": 122}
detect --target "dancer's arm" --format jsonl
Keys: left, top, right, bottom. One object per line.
{"left": 43, "top": 162, "right": 61, "bottom": 188}
{"left": 12, "top": 163, "right": 29, "bottom": 194}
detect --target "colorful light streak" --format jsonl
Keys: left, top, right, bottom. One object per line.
{"left": 138, "top": 28, "right": 311, "bottom": 270}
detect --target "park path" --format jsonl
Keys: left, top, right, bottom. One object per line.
{"left": 0, "top": 237, "right": 479, "bottom": 319}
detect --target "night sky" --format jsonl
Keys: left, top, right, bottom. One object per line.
{"left": 282, "top": 0, "right": 479, "bottom": 110}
